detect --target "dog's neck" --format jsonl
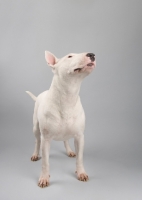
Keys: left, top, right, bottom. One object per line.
{"left": 49, "top": 74, "right": 83, "bottom": 109}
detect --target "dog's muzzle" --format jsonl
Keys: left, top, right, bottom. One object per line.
{"left": 86, "top": 53, "right": 95, "bottom": 62}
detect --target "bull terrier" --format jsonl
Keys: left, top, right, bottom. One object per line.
{"left": 26, "top": 51, "right": 96, "bottom": 187}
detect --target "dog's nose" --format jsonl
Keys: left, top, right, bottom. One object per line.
{"left": 86, "top": 53, "right": 95, "bottom": 61}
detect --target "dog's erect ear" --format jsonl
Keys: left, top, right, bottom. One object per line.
{"left": 45, "top": 51, "right": 58, "bottom": 67}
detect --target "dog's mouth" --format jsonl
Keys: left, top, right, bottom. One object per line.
{"left": 87, "top": 63, "right": 94, "bottom": 67}
{"left": 74, "top": 62, "right": 94, "bottom": 72}
{"left": 74, "top": 67, "right": 83, "bottom": 72}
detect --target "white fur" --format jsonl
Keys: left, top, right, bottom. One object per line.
{"left": 26, "top": 91, "right": 36, "bottom": 101}
{"left": 26, "top": 51, "right": 96, "bottom": 187}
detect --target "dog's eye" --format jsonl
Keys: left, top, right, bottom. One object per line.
{"left": 68, "top": 55, "right": 72, "bottom": 58}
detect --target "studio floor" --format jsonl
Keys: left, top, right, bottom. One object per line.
{"left": 1, "top": 129, "right": 142, "bottom": 200}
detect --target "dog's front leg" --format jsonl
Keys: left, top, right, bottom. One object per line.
{"left": 75, "top": 135, "right": 89, "bottom": 182}
{"left": 38, "top": 136, "right": 50, "bottom": 187}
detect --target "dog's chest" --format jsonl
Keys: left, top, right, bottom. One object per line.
{"left": 39, "top": 103, "right": 85, "bottom": 141}
{"left": 53, "top": 117, "right": 78, "bottom": 140}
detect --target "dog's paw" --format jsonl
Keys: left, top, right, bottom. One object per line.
{"left": 67, "top": 151, "right": 76, "bottom": 157}
{"left": 76, "top": 171, "right": 89, "bottom": 182}
{"left": 31, "top": 155, "right": 38, "bottom": 161}
{"left": 38, "top": 176, "right": 50, "bottom": 188}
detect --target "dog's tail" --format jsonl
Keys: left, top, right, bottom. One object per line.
{"left": 26, "top": 91, "right": 37, "bottom": 101}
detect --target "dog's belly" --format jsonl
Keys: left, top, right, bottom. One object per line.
{"left": 52, "top": 130, "right": 75, "bottom": 141}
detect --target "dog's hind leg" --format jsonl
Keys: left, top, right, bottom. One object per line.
{"left": 31, "top": 121, "right": 41, "bottom": 161}
{"left": 64, "top": 140, "right": 76, "bottom": 157}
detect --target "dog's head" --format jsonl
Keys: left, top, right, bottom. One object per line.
{"left": 45, "top": 51, "right": 96, "bottom": 79}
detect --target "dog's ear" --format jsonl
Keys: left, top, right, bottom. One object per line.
{"left": 45, "top": 51, "right": 58, "bottom": 67}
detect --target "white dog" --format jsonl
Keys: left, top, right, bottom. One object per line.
{"left": 26, "top": 51, "right": 96, "bottom": 187}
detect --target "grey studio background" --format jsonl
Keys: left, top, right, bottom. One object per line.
{"left": 0, "top": 0, "right": 142, "bottom": 200}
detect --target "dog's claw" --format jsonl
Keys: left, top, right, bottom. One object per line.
{"left": 31, "top": 155, "right": 38, "bottom": 161}
{"left": 68, "top": 152, "right": 76, "bottom": 157}
{"left": 77, "top": 173, "right": 89, "bottom": 182}
{"left": 38, "top": 177, "right": 49, "bottom": 188}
